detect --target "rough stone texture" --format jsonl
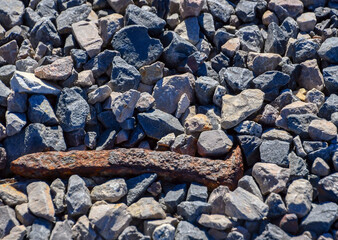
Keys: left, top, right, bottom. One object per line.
{"left": 247, "top": 53, "right": 282, "bottom": 76}
{"left": 268, "top": 0, "right": 304, "bottom": 20}
{"left": 50, "top": 178, "right": 66, "bottom": 214}
{"left": 197, "top": 130, "right": 233, "bottom": 157}
{"left": 174, "top": 17, "right": 200, "bottom": 45}
{"left": 50, "top": 221, "right": 72, "bottom": 240}
{"left": 2, "top": 225, "right": 26, "bottom": 240}
{"left": 28, "top": 95, "right": 58, "bottom": 125}
{"left": 221, "top": 89, "right": 265, "bottom": 129}
{"left": 238, "top": 175, "right": 263, "bottom": 201}
{"left": 259, "top": 140, "right": 290, "bottom": 167}
{"left": 106, "top": 0, "right": 133, "bottom": 13}
{"left": 56, "top": 4, "right": 91, "bottom": 34}
{"left": 236, "top": 25, "right": 264, "bottom": 53}
{"left": 197, "top": 214, "right": 232, "bottom": 230}
{"left": 177, "top": 201, "right": 211, "bottom": 222}
{"left": 220, "top": 67, "right": 253, "bottom": 93}
{"left": 99, "top": 13, "right": 124, "bottom": 47}
{"left": 128, "top": 197, "right": 166, "bottom": 219}
{"left": 252, "top": 162, "right": 290, "bottom": 195}
{"left": 0, "top": 205, "right": 19, "bottom": 239}
{"left": 72, "top": 215, "right": 97, "bottom": 240}
{"left": 207, "top": 0, "right": 234, "bottom": 23}
{"left": 265, "top": 192, "right": 287, "bottom": 219}
{"left": 297, "top": 12, "right": 316, "bottom": 32}
{"left": 0, "top": 40, "right": 18, "bottom": 65}
{"left": 175, "top": 221, "right": 209, "bottom": 240}
{"left": 91, "top": 178, "right": 127, "bottom": 203}
{"left": 0, "top": 0, "right": 25, "bottom": 30}
{"left": 308, "top": 119, "right": 337, "bottom": 141}
{"left": 152, "top": 224, "right": 175, "bottom": 240}
{"left": 126, "top": 173, "right": 157, "bottom": 205}
{"left": 317, "top": 173, "right": 338, "bottom": 203}
{"left": 298, "top": 59, "right": 325, "bottom": 91}
{"left": 112, "top": 89, "right": 140, "bottom": 123}
{"left": 0, "top": 183, "right": 27, "bottom": 207}
{"left": 318, "top": 37, "right": 338, "bottom": 64}
{"left": 11, "top": 147, "right": 243, "bottom": 190}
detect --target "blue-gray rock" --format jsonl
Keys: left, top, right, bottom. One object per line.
{"left": 163, "top": 184, "right": 187, "bottom": 213}
{"left": 234, "top": 121, "right": 262, "bottom": 137}
{"left": 109, "top": 56, "right": 141, "bottom": 92}
{"left": 318, "top": 94, "right": 338, "bottom": 120}
{"left": 118, "top": 226, "right": 149, "bottom": 240}
{"left": 70, "top": 49, "right": 88, "bottom": 70}
{"left": 28, "top": 95, "right": 58, "bottom": 126}
{"left": 300, "top": 202, "right": 338, "bottom": 235}
{"left": 5, "top": 111, "right": 26, "bottom": 136}
{"left": 219, "top": 67, "right": 253, "bottom": 93}
{"left": 281, "top": 17, "right": 299, "bottom": 39}
{"left": 175, "top": 221, "right": 208, "bottom": 240}
{"left": 112, "top": 25, "right": 163, "bottom": 69}
{"left": 235, "top": 0, "right": 258, "bottom": 22}
{"left": 265, "top": 23, "right": 289, "bottom": 56}
{"left": 323, "top": 65, "right": 338, "bottom": 94}
{"left": 177, "top": 201, "right": 211, "bottom": 222}
{"left": 265, "top": 193, "right": 287, "bottom": 219}
{"left": 35, "top": 0, "right": 58, "bottom": 20}
{"left": 236, "top": 25, "right": 264, "bottom": 53}
{"left": 213, "top": 28, "right": 235, "bottom": 51}
{"left": 28, "top": 218, "right": 53, "bottom": 240}
{"left": 237, "top": 135, "right": 262, "bottom": 166}
{"left": 125, "top": 173, "right": 157, "bottom": 206}
{"left": 0, "top": 80, "right": 11, "bottom": 107}
{"left": 317, "top": 173, "right": 338, "bottom": 203}
{"left": 50, "top": 220, "right": 72, "bottom": 240}
{"left": 30, "top": 18, "right": 61, "bottom": 48}
{"left": 186, "top": 183, "right": 208, "bottom": 202}
{"left": 0, "top": 205, "right": 19, "bottom": 239}
{"left": 0, "top": 65, "right": 16, "bottom": 86}
{"left": 96, "top": 129, "right": 116, "bottom": 150}
{"left": 238, "top": 175, "right": 263, "bottom": 201}
{"left": 198, "top": 13, "right": 215, "bottom": 40}
{"left": 259, "top": 140, "right": 290, "bottom": 167}
{"left": 224, "top": 187, "right": 268, "bottom": 221}
{"left": 122, "top": 124, "right": 146, "bottom": 148}
{"left": 88, "top": 85, "right": 112, "bottom": 105}
{"left": 112, "top": 89, "right": 140, "bottom": 123}
{"left": 64, "top": 129, "right": 85, "bottom": 147}
{"left": 56, "top": 88, "right": 89, "bottom": 132}
{"left": 56, "top": 4, "right": 91, "bottom": 34}
{"left": 197, "top": 130, "right": 233, "bottom": 158}
{"left": 286, "top": 114, "right": 318, "bottom": 138}
{"left": 160, "top": 31, "right": 197, "bottom": 69}
{"left": 15, "top": 57, "right": 38, "bottom": 73}
{"left": 84, "top": 131, "right": 97, "bottom": 149}
{"left": 256, "top": 223, "right": 290, "bottom": 240}
{"left": 210, "top": 53, "right": 230, "bottom": 73}
{"left": 318, "top": 37, "right": 338, "bottom": 63}
{"left": 66, "top": 175, "right": 92, "bottom": 218}
{"left": 252, "top": 71, "right": 290, "bottom": 101}
{"left": 50, "top": 179, "right": 66, "bottom": 215}
{"left": 83, "top": 50, "right": 120, "bottom": 78}
{"left": 97, "top": 111, "right": 120, "bottom": 130}
{"left": 57, "top": 0, "right": 86, "bottom": 11}
{"left": 138, "top": 109, "right": 184, "bottom": 140}
{"left": 288, "top": 151, "right": 309, "bottom": 179}
{"left": 0, "top": 0, "right": 25, "bottom": 30}
{"left": 207, "top": 0, "right": 234, "bottom": 23}
{"left": 72, "top": 215, "right": 97, "bottom": 240}
{"left": 291, "top": 38, "right": 320, "bottom": 64}
{"left": 125, "top": 4, "right": 166, "bottom": 36}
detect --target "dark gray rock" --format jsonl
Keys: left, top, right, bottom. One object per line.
{"left": 237, "top": 135, "right": 262, "bottom": 166}
{"left": 265, "top": 193, "right": 287, "bottom": 219}
{"left": 96, "top": 129, "right": 117, "bottom": 150}
{"left": 197, "top": 130, "right": 233, "bottom": 158}
{"left": 5, "top": 111, "right": 26, "bottom": 136}
{"left": 175, "top": 221, "right": 208, "bottom": 240}
{"left": 211, "top": 53, "right": 230, "bottom": 72}
{"left": 317, "top": 173, "right": 338, "bottom": 203}
{"left": 318, "top": 37, "right": 338, "bottom": 63}
{"left": 122, "top": 124, "right": 145, "bottom": 148}
{"left": 300, "top": 202, "right": 338, "bottom": 235}
{"left": 0, "top": 0, "right": 25, "bottom": 30}
{"left": 50, "top": 220, "right": 72, "bottom": 240}
{"left": 28, "top": 95, "right": 58, "bottom": 126}
{"left": 234, "top": 121, "right": 262, "bottom": 137}
{"left": 207, "top": 0, "right": 234, "bottom": 23}
{"left": 15, "top": 57, "right": 38, "bottom": 73}
{"left": 28, "top": 218, "right": 53, "bottom": 240}
{"left": 138, "top": 109, "right": 184, "bottom": 140}
{"left": 163, "top": 184, "right": 187, "bottom": 213}
{"left": 71, "top": 49, "right": 88, "bottom": 70}
{"left": 84, "top": 131, "right": 97, "bottom": 149}
{"left": 177, "top": 201, "right": 211, "bottom": 222}
{"left": 252, "top": 71, "right": 290, "bottom": 101}
{"left": 64, "top": 129, "right": 85, "bottom": 147}
{"left": 281, "top": 17, "right": 299, "bottom": 39}
{"left": 125, "top": 4, "right": 166, "bottom": 36}
{"left": 220, "top": 67, "right": 254, "bottom": 93}
{"left": 0, "top": 80, "right": 11, "bottom": 107}
{"left": 72, "top": 216, "right": 97, "bottom": 240}
{"left": 109, "top": 56, "right": 141, "bottom": 92}
{"left": 97, "top": 111, "right": 120, "bottom": 130}
{"left": 265, "top": 22, "right": 288, "bottom": 55}
{"left": 56, "top": 88, "right": 89, "bottom": 132}
{"left": 236, "top": 25, "right": 264, "bottom": 53}
{"left": 259, "top": 140, "right": 290, "bottom": 167}
{"left": 238, "top": 175, "right": 263, "bottom": 201}
{"left": 0, "top": 205, "right": 19, "bottom": 239}
{"left": 213, "top": 28, "right": 235, "bottom": 51}
{"left": 286, "top": 114, "right": 318, "bottom": 138}
{"left": 318, "top": 94, "right": 338, "bottom": 120}
{"left": 323, "top": 65, "right": 338, "bottom": 94}
{"left": 112, "top": 25, "right": 163, "bottom": 69}
{"left": 56, "top": 4, "right": 91, "bottom": 34}
{"left": 66, "top": 175, "right": 92, "bottom": 218}
{"left": 256, "top": 223, "right": 290, "bottom": 240}
{"left": 235, "top": 0, "right": 258, "bottom": 23}
{"left": 118, "top": 226, "right": 149, "bottom": 240}
{"left": 30, "top": 18, "right": 61, "bottom": 48}
{"left": 288, "top": 151, "right": 309, "bottom": 179}
{"left": 198, "top": 13, "right": 215, "bottom": 40}
{"left": 83, "top": 50, "right": 120, "bottom": 78}
{"left": 50, "top": 179, "right": 66, "bottom": 215}
{"left": 0, "top": 65, "right": 16, "bottom": 86}
{"left": 57, "top": 0, "right": 86, "bottom": 11}
{"left": 195, "top": 77, "right": 219, "bottom": 105}
{"left": 186, "top": 183, "right": 208, "bottom": 202}
{"left": 35, "top": 0, "right": 58, "bottom": 20}
{"left": 291, "top": 38, "right": 320, "bottom": 64}
{"left": 126, "top": 173, "right": 157, "bottom": 205}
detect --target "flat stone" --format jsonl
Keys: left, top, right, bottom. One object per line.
{"left": 5, "top": 111, "right": 26, "bottom": 136}
{"left": 72, "top": 21, "right": 103, "bottom": 58}
{"left": 28, "top": 95, "right": 58, "bottom": 126}
{"left": 128, "top": 197, "right": 166, "bottom": 219}
{"left": 247, "top": 53, "right": 282, "bottom": 76}
{"left": 260, "top": 140, "right": 290, "bottom": 167}
{"left": 252, "top": 162, "right": 290, "bottom": 195}
{"left": 66, "top": 175, "right": 92, "bottom": 218}
{"left": 220, "top": 67, "right": 254, "bottom": 93}
{"left": 297, "top": 12, "right": 316, "bottom": 32}
{"left": 72, "top": 216, "right": 97, "bottom": 240}
{"left": 177, "top": 201, "right": 211, "bottom": 222}
{"left": 224, "top": 187, "right": 268, "bottom": 221}
{"left": 56, "top": 88, "right": 90, "bottom": 132}
{"left": 152, "top": 224, "right": 175, "bottom": 240}
{"left": 221, "top": 89, "right": 265, "bottom": 129}
{"left": 175, "top": 221, "right": 208, "bottom": 240}
{"left": 27, "top": 181, "right": 55, "bottom": 222}
{"left": 50, "top": 178, "right": 66, "bottom": 214}
{"left": 206, "top": 0, "right": 234, "bottom": 23}
{"left": 265, "top": 192, "right": 287, "bottom": 219}
{"left": 10, "top": 71, "right": 62, "bottom": 95}
{"left": 0, "top": 40, "right": 18, "bottom": 65}
{"left": 298, "top": 59, "right": 324, "bottom": 91}
{"left": 0, "top": 183, "right": 27, "bottom": 207}
{"left": 308, "top": 119, "right": 337, "bottom": 141}
{"left": 186, "top": 183, "right": 208, "bottom": 202}
{"left": 126, "top": 173, "right": 157, "bottom": 206}
{"left": 89, "top": 201, "right": 132, "bottom": 240}
{"left": 197, "top": 130, "right": 233, "bottom": 158}
{"left": 15, "top": 203, "right": 36, "bottom": 226}
{"left": 56, "top": 4, "right": 91, "bottom": 34}
{"left": 318, "top": 37, "right": 338, "bottom": 64}
{"left": 0, "top": 0, "right": 24, "bottom": 29}
{"left": 197, "top": 214, "right": 232, "bottom": 231}
{"left": 91, "top": 178, "right": 127, "bottom": 203}
{"left": 236, "top": 25, "right": 264, "bottom": 53}
{"left": 88, "top": 85, "right": 112, "bottom": 105}
{"left": 112, "top": 25, "right": 163, "bottom": 69}
{"left": 50, "top": 221, "right": 72, "bottom": 240}
{"left": 285, "top": 179, "right": 313, "bottom": 218}
{"left": 174, "top": 17, "right": 200, "bottom": 45}
{"left": 268, "top": 0, "right": 304, "bottom": 20}
{"left": 109, "top": 56, "right": 141, "bottom": 92}
{"left": 317, "top": 173, "right": 338, "bottom": 203}
{"left": 28, "top": 218, "right": 52, "bottom": 240}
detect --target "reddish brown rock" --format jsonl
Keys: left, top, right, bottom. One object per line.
{"left": 10, "top": 147, "right": 243, "bottom": 190}
{"left": 34, "top": 57, "right": 73, "bottom": 81}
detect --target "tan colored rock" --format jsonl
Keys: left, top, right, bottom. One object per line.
{"left": 140, "top": 61, "right": 165, "bottom": 85}
{"left": 0, "top": 184, "right": 27, "bottom": 207}
{"left": 2, "top": 225, "right": 26, "bottom": 240}
{"left": 128, "top": 197, "right": 166, "bottom": 219}
{"left": 247, "top": 52, "right": 282, "bottom": 76}
{"left": 268, "top": 0, "right": 304, "bottom": 20}
{"left": 75, "top": 70, "right": 95, "bottom": 87}
{"left": 107, "top": 0, "right": 133, "bottom": 13}
{"left": 34, "top": 57, "right": 73, "bottom": 81}
{"left": 0, "top": 40, "right": 18, "bottom": 64}
{"left": 179, "top": 0, "right": 204, "bottom": 19}
{"left": 144, "top": 217, "right": 179, "bottom": 236}
{"left": 297, "top": 12, "right": 316, "bottom": 32}
{"left": 298, "top": 59, "right": 324, "bottom": 91}
{"left": 99, "top": 14, "right": 124, "bottom": 47}
{"left": 197, "top": 214, "right": 232, "bottom": 230}
{"left": 294, "top": 88, "right": 307, "bottom": 101}
{"left": 184, "top": 114, "right": 212, "bottom": 134}
{"left": 262, "top": 10, "right": 279, "bottom": 26}
{"left": 72, "top": 21, "right": 103, "bottom": 58}
{"left": 221, "top": 38, "right": 240, "bottom": 57}
{"left": 308, "top": 119, "right": 337, "bottom": 141}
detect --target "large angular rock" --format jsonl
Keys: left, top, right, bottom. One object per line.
{"left": 175, "top": 221, "right": 208, "bottom": 240}
{"left": 125, "top": 5, "right": 166, "bottom": 36}
{"left": 264, "top": 22, "right": 288, "bottom": 55}
{"left": 128, "top": 197, "right": 166, "bottom": 219}
{"left": 259, "top": 140, "right": 290, "bottom": 167}
{"left": 89, "top": 201, "right": 132, "bottom": 240}
{"left": 126, "top": 173, "right": 157, "bottom": 206}
{"left": 72, "top": 216, "right": 97, "bottom": 240}
{"left": 323, "top": 66, "right": 338, "bottom": 94}
{"left": 112, "top": 25, "right": 163, "bottom": 68}
{"left": 308, "top": 119, "right": 337, "bottom": 141}
{"left": 50, "top": 220, "right": 72, "bottom": 240}
{"left": 56, "top": 88, "right": 90, "bottom": 132}
{"left": 50, "top": 178, "right": 66, "bottom": 214}
{"left": 197, "top": 130, "right": 233, "bottom": 158}
{"left": 237, "top": 135, "right": 262, "bottom": 166}
{"left": 5, "top": 111, "right": 26, "bottom": 136}
{"left": 0, "top": 205, "right": 19, "bottom": 239}
{"left": 224, "top": 187, "right": 268, "bottom": 221}
{"left": 0, "top": 0, "right": 24, "bottom": 30}
{"left": 162, "top": 184, "right": 187, "bottom": 213}
{"left": 28, "top": 95, "right": 58, "bottom": 126}
{"left": 291, "top": 38, "right": 319, "bottom": 64}
{"left": 0, "top": 183, "right": 27, "bottom": 207}
{"left": 180, "top": 0, "right": 204, "bottom": 19}
{"left": 238, "top": 175, "right": 263, "bottom": 201}
{"left": 0, "top": 40, "right": 18, "bottom": 65}
{"left": 247, "top": 52, "right": 282, "bottom": 76}
{"left": 138, "top": 109, "right": 184, "bottom": 140}
{"left": 206, "top": 0, "right": 234, "bottom": 23}
{"left": 221, "top": 89, "right": 265, "bottom": 129}
{"left": 174, "top": 17, "right": 200, "bottom": 45}
{"left": 66, "top": 175, "right": 92, "bottom": 218}
{"left": 220, "top": 67, "right": 254, "bottom": 93}
{"left": 30, "top": 19, "right": 62, "bottom": 48}
{"left": 91, "top": 178, "right": 127, "bottom": 203}
{"left": 83, "top": 50, "right": 120, "bottom": 78}
{"left": 317, "top": 173, "right": 338, "bottom": 203}
{"left": 72, "top": 21, "right": 103, "bottom": 58}
{"left": 298, "top": 59, "right": 324, "bottom": 91}
{"left": 236, "top": 25, "right": 264, "bottom": 53}
{"left": 34, "top": 57, "right": 73, "bottom": 81}
{"left": 99, "top": 13, "right": 123, "bottom": 47}
{"left": 177, "top": 201, "right": 211, "bottom": 222}
{"left": 10, "top": 71, "right": 62, "bottom": 95}
{"left": 15, "top": 203, "right": 36, "bottom": 226}
{"left": 29, "top": 218, "right": 53, "bottom": 239}
{"left": 318, "top": 37, "right": 338, "bottom": 64}
{"left": 2, "top": 225, "right": 26, "bottom": 240}
{"left": 106, "top": 0, "right": 133, "bottom": 13}
{"left": 112, "top": 89, "right": 140, "bottom": 123}
{"left": 56, "top": 4, "right": 91, "bottom": 34}
{"left": 268, "top": 0, "right": 304, "bottom": 21}
{"left": 27, "top": 181, "right": 55, "bottom": 222}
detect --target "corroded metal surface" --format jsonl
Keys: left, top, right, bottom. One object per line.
{"left": 10, "top": 147, "right": 243, "bottom": 189}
